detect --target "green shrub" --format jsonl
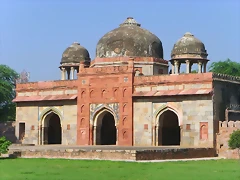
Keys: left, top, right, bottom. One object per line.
{"left": 228, "top": 130, "right": 240, "bottom": 150}
{"left": 0, "top": 136, "right": 12, "bottom": 155}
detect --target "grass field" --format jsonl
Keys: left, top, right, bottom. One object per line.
{"left": 0, "top": 158, "right": 239, "bottom": 180}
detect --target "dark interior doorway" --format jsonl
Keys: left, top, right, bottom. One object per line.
{"left": 19, "top": 123, "right": 25, "bottom": 142}
{"left": 47, "top": 113, "right": 62, "bottom": 144}
{"left": 158, "top": 110, "right": 180, "bottom": 146}
{"left": 100, "top": 112, "right": 116, "bottom": 145}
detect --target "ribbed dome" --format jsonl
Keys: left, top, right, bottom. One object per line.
{"left": 61, "top": 42, "right": 90, "bottom": 64}
{"left": 171, "top": 32, "right": 208, "bottom": 59}
{"left": 96, "top": 17, "right": 163, "bottom": 59}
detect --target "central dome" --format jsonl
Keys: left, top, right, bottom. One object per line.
{"left": 96, "top": 17, "right": 163, "bottom": 59}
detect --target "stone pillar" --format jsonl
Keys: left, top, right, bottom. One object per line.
{"left": 61, "top": 67, "right": 66, "bottom": 80}
{"left": 185, "top": 60, "right": 190, "bottom": 73}
{"left": 75, "top": 67, "right": 79, "bottom": 79}
{"left": 41, "top": 126, "right": 44, "bottom": 145}
{"left": 171, "top": 63, "right": 175, "bottom": 74}
{"left": 67, "top": 68, "right": 70, "bottom": 80}
{"left": 174, "top": 60, "right": 179, "bottom": 74}
{"left": 116, "top": 125, "right": 118, "bottom": 145}
{"left": 93, "top": 126, "right": 96, "bottom": 145}
{"left": 180, "top": 125, "right": 183, "bottom": 146}
{"left": 198, "top": 61, "right": 202, "bottom": 73}
{"left": 203, "top": 62, "right": 207, "bottom": 73}
{"left": 70, "top": 67, "right": 74, "bottom": 80}
{"left": 190, "top": 62, "right": 193, "bottom": 73}
{"left": 178, "top": 63, "right": 181, "bottom": 74}
{"left": 156, "top": 125, "right": 159, "bottom": 146}
{"left": 38, "top": 125, "right": 41, "bottom": 145}
{"left": 152, "top": 126, "right": 156, "bottom": 146}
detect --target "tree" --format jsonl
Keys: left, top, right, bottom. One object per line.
{"left": 0, "top": 65, "right": 19, "bottom": 121}
{"left": 209, "top": 59, "right": 240, "bottom": 77}
{"left": 228, "top": 130, "right": 240, "bottom": 159}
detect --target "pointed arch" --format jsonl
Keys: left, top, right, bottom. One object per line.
{"left": 38, "top": 107, "right": 62, "bottom": 145}
{"left": 154, "top": 105, "right": 181, "bottom": 146}
{"left": 92, "top": 107, "right": 117, "bottom": 145}
{"left": 154, "top": 104, "right": 182, "bottom": 126}
{"left": 39, "top": 107, "right": 63, "bottom": 123}
{"left": 123, "top": 88, "right": 127, "bottom": 97}
{"left": 90, "top": 104, "right": 119, "bottom": 125}
{"left": 92, "top": 107, "right": 117, "bottom": 126}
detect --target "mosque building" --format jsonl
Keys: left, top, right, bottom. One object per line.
{"left": 13, "top": 17, "right": 240, "bottom": 149}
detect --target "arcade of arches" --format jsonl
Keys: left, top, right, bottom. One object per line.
{"left": 40, "top": 109, "right": 180, "bottom": 146}
{"left": 94, "top": 111, "right": 117, "bottom": 145}
{"left": 158, "top": 110, "right": 180, "bottom": 146}
{"left": 42, "top": 112, "right": 62, "bottom": 145}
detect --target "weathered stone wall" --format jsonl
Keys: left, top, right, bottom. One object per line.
{"left": 15, "top": 101, "right": 77, "bottom": 145}
{"left": 213, "top": 80, "right": 240, "bottom": 122}
{"left": 134, "top": 63, "right": 168, "bottom": 76}
{"left": 133, "top": 95, "right": 214, "bottom": 147}
{"left": 9, "top": 147, "right": 215, "bottom": 161}
{"left": 213, "top": 79, "right": 240, "bottom": 151}
{"left": 217, "top": 121, "right": 240, "bottom": 159}
{"left": 135, "top": 148, "right": 215, "bottom": 160}
{"left": 0, "top": 121, "right": 16, "bottom": 143}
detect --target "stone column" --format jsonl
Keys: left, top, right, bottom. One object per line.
{"left": 152, "top": 125, "right": 156, "bottom": 146}
{"left": 174, "top": 60, "right": 179, "bottom": 74}
{"left": 156, "top": 125, "right": 159, "bottom": 146}
{"left": 203, "top": 62, "right": 207, "bottom": 73}
{"left": 70, "top": 67, "right": 75, "bottom": 80}
{"left": 67, "top": 68, "right": 70, "bottom": 80}
{"left": 116, "top": 125, "right": 118, "bottom": 145}
{"left": 41, "top": 126, "right": 44, "bottom": 145}
{"left": 178, "top": 63, "right": 181, "bottom": 74}
{"left": 198, "top": 61, "right": 202, "bottom": 73}
{"left": 93, "top": 126, "right": 96, "bottom": 145}
{"left": 171, "top": 63, "right": 175, "bottom": 74}
{"left": 190, "top": 62, "right": 193, "bottom": 73}
{"left": 185, "top": 60, "right": 190, "bottom": 73}
{"left": 180, "top": 125, "right": 183, "bottom": 146}
{"left": 61, "top": 67, "right": 66, "bottom": 80}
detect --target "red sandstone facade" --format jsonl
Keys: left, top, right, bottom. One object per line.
{"left": 77, "top": 60, "right": 135, "bottom": 145}
{"left": 12, "top": 17, "right": 240, "bottom": 155}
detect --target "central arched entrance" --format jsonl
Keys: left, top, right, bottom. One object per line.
{"left": 158, "top": 110, "right": 180, "bottom": 146}
{"left": 43, "top": 112, "right": 62, "bottom": 144}
{"left": 95, "top": 111, "right": 116, "bottom": 145}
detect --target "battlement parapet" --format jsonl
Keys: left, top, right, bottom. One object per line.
{"left": 213, "top": 73, "right": 240, "bottom": 83}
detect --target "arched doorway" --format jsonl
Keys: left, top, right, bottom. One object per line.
{"left": 43, "top": 112, "right": 62, "bottom": 144}
{"left": 95, "top": 111, "right": 116, "bottom": 145}
{"left": 158, "top": 110, "right": 180, "bottom": 146}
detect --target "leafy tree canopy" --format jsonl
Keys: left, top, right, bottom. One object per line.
{"left": 209, "top": 59, "right": 240, "bottom": 77}
{"left": 0, "top": 65, "right": 19, "bottom": 121}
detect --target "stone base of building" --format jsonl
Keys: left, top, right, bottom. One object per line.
{"left": 8, "top": 145, "right": 216, "bottom": 161}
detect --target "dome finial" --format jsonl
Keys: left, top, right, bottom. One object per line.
{"left": 120, "top": 17, "right": 141, "bottom": 27}
{"left": 72, "top": 42, "right": 80, "bottom": 45}
{"left": 184, "top": 32, "right": 194, "bottom": 36}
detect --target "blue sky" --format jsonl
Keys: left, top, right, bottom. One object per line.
{"left": 0, "top": 0, "right": 239, "bottom": 81}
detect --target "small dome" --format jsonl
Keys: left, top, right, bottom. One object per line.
{"left": 96, "top": 17, "right": 163, "bottom": 59}
{"left": 171, "top": 32, "right": 208, "bottom": 59}
{"left": 61, "top": 42, "right": 90, "bottom": 64}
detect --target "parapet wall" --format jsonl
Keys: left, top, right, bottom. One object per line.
{"left": 213, "top": 73, "right": 240, "bottom": 84}
{"left": 217, "top": 121, "right": 240, "bottom": 159}
{"left": 134, "top": 72, "right": 213, "bottom": 86}
{"left": 16, "top": 80, "right": 78, "bottom": 92}
{"left": 91, "top": 57, "right": 168, "bottom": 66}
{"left": 0, "top": 122, "right": 16, "bottom": 143}
{"left": 9, "top": 147, "right": 215, "bottom": 161}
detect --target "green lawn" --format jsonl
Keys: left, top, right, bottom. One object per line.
{"left": 0, "top": 158, "right": 239, "bottom": 180}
